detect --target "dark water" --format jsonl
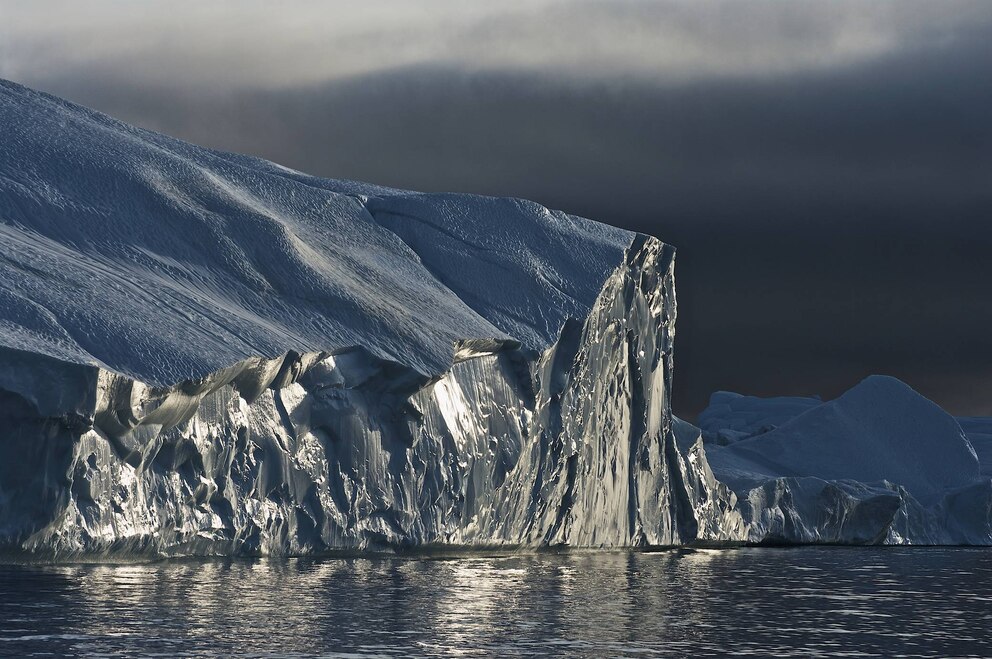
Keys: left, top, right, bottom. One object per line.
{"left": 1, "top": 547, "right": 990, "bottom": 657}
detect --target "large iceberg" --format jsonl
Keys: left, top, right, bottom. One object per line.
{"left": 0, "top": 80, "right": 743, "bottom": 555}
{"left": 0, "top": 79, "right": 988, "bottom": 555}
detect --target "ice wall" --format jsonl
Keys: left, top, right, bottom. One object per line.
{"left": 0, "top": 237, "right": 742, "bottom": 555}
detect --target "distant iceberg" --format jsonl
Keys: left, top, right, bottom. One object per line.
{"left": 701, "top": 376, "right": 992, "bottom": 545}
{"left": 0, "top": 79, "right": 988, "bottom": 555}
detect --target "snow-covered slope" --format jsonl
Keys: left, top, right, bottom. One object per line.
{"left": 953, "top": 418, "right": 992, "bottom": 478}
{"left": 0, "top": 79, "right": 629, "bottom": 386}
{"left": 697, "top": 391, "right": 822, "bottom": 444}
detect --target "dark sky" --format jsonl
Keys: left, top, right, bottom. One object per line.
{"left": 3, "top": 1, "right": 991, "bottom": 417}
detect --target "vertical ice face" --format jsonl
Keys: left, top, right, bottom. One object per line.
{"left": 485, "top": 237, "right": 743, "bottom": 547}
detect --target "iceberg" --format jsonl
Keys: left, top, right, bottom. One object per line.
{"left": 701, "top": 377, "right": 992, "bottom": 545}
{"left": 0, "top": 80, "right": 742, "bottom": 555}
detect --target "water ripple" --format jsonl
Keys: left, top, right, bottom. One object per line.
{"left": 0, "top": 547, "right": 990, "bottom": 657}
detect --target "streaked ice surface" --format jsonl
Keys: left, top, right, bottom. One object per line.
{"left": 1, "top": 548, "right": 991, "bottom": 657}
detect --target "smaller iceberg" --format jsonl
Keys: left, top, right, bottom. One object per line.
{"left": 698, "top": 376, "right": 992, "bottom": 544}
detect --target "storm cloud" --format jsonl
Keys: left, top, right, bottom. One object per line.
{"left": 2, "top": 0, "right": 991, "bottom": 416}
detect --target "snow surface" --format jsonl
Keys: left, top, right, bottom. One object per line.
{"left": 0, "top": 79, "right": 631, "bottom": 387}
{"left": 702, "top": 383, "right": 992, "bottom": 484}
{"left": 705, "top": 376, "right": 979, "bottom": 505}
{"left": 697, "top": 391, "right": 822, "bottom": 444}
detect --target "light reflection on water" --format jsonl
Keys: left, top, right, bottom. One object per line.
{"left": 1, "top": 547, "right": 990, "bottom": 657}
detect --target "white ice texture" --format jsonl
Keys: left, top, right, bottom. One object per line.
{"left": 0, "top": 80, "right": 988, "bottom": 554}
{"left": 701, "top": 377, "right": 992, "bottom": 544}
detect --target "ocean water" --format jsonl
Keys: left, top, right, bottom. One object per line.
{"left": 0, "top": 547, "right": 990, "bottom": 657}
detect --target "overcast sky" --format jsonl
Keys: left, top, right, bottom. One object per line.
{"left": 2, "top": 0, "right": 991, "bottom": 417}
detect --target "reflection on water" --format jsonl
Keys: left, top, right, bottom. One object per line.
{"left": 1, "top": 547, "right": 991, "bottom": 657}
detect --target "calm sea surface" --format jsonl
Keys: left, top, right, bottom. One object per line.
{"left": 0, "top": 547, "right": 990, "bottom": 657}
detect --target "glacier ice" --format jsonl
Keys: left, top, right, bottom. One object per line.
{"left": 701, "top": 377, "right": 992, "bottom": 545}
{"left": 0, "top": 79, "right": 989, "bottom": 555}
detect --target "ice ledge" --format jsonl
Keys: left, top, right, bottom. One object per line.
{"left": 0, "top": 339, "right": 523, "bottom": 449}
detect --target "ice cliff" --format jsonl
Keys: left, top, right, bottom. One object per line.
{"left": 0, "top": 80, "right": 988, "bottom": 555}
